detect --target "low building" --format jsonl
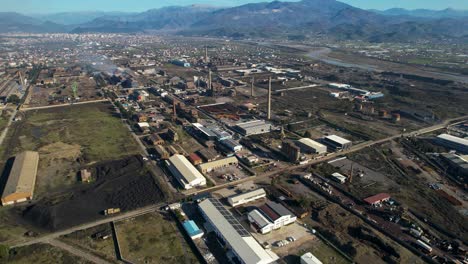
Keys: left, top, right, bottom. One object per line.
{"left": 248, "top": 209, "right": 274, "bottom": 234}
{"left": 1, "top": 151, "right": 39, "bottom": 206}
{"left": 148, "top": 134, "right": 164, "bottom": 146}
{"left": 300, "top": 252, "right": 323, "bottom": 264}
{"left": 221, "top": 139, "right": 243, "bottom": 152}
{"left": 188, "top": 153, "right": 203, "bottom": 166}
{"left": 228, "top": 188, "right": 266, "bottom": 207}
{"left": 198, "top": 156, "right": 239, "bottom": 173}
{"left": 435, "top": 134, "right": 468, "bottom": 154}
{"left": 331, "top": 172, "right": 347, "bottom": 183}
{"left": 167, "top": 128, "right": 179, "bottom": 142}
{"left": 296, "top": 138, "right": 327, "bottom": 154}
{"left": 363, "top": 193, "right": 391, "bottom": 206}
{"left": 166, "top": 154, "right": 206, "bottom": 189}
{"left": 155, "top": 145, "right": 170, "bottom": 160}
{"left": 322, "top": 135, "right": 352, "bottom": 151}
{"left": 258, "top": 201, "right": 297, "bottom": 229}
{"left": 198, "top": 198, "right": 279, "bottom": 264}
{"left": 234, "top": 120, "right": 272, "bottom": 136}
{"left": 182, "top": 220, "right": 204, "bottom": 239}
{"left": 197, "top": 148, "right": 219, "bottom": 162}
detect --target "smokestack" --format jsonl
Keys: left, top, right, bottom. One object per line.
{"left": 172, "top": 99, "right": 177, "bottom": 120}
{"left": 251, "top": 77, "right": 254, "bottom": 97}
{"left": 209, "top": 69, "right": 213, "bottom": 96}
{"left": 267, "top": 77, "right": 272, "bottom": 120}
{"left": 205, "top": 46, "right": 209, "bottom": 63}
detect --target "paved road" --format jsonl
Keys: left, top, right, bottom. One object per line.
{"left": 275, "top": 84, "right": 319, "bottom": 92}
{"left": 20, "top": 99, "right": 109, "bottom": 111}
{"left": 47, "top": 239, "right": 113, "bottom": 264}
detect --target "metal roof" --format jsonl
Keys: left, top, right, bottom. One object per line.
{"left": 1, "top": 151, "right": 39, "bottom": 201}
{"left": 248, "top": 209, "right": 272, "bottom": 228}
{"left": 199, "top": 198, "right": 279, "bottom": 264}
{"left": 266, "top": 201, "right": 293, "bottom": 218}
{"left": 298, "top": 138, "right": 327, "bottom": 151}
{"left": 437, "top": 134, "right": 468, "bottom": 147}
{"left": 228, "top": 188, "right": 266, "bottom": 204}
{"left": 168, "top": 154, "right": 205, "bottom": 185}
{"left": 301, "top": 252, "right": 323, "bottom": 264}
{"left": 364, "top": 193, "right": 391, "bottom": 204}
{"left": 183, "top": 220, "right": 203, "bottom": 237}
{"left": 324, "top": 135, "right": 351, "bottom": 145}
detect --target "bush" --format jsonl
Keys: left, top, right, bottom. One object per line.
{"left": 0, "top": 244, "right": 9, "bottom": 260}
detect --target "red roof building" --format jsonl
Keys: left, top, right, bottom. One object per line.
{"left": 363, "top": 193, "right": 391, "bottom": 205}
{"left": 188, "top": 153, "right": 203, "bottom": 166}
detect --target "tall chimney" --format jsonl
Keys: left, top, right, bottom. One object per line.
{"left": 205, "top": 46, "right": 209, "bottom": 63}
{"left": 172, "top": 99, "right": 177, "bottom": 120}
{"left": 267, "top": 77, "right": 272, "bottom": 120}
{"left": 209, "top": 69, "right": 213, "bottom": 96}
{"left": 251, "top": 77, "right": 254, "bottom": 97}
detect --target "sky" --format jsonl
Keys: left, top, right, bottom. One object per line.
{"left": 2, "top": 0, "right": 467, "bottom": 14}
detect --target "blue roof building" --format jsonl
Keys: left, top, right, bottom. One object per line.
{"left": 183, "top": 220, "right": 204, "bottom": 239}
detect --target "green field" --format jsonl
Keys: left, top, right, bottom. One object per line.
{"left": 116, "top": 213, "right": 198, "bottom": 264}
{"left": 16, "top": 102, "right": 140, "bottom": 162}
{"left": 2, "top": 243, "right": 92, "bottom": 264}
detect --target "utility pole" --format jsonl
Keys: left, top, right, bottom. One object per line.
{"left": 209, "top": 69, "right": 213, "bottom": 96}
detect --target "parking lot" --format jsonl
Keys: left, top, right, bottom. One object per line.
{"left": 251, "top": 222, "right": 318, "bottom": 256}
{"left": 207, "top": 164, "right": 251, "bottom": 184}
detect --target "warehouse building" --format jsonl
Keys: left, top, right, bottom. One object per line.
{"left": 248, "top": 209, "right": 274, "bottom": 234}
{"left": 234, "top": 120, "right": 272, "bottom": 136}
{"left": 221, "top": 139, "right": 243, "bottom": 152}
{"left": 322, "top": 135, "right": 352, "bottom": 151}
{"left": 198, "top": 156, "right": 239, "bottom": 173}
{"left": 228, "top": 188, "right": 266, "bottom": 207}
{"left": 363, "top": 193, "right": 391, "bottom": 206}
{"left": 1, "top": 151, "right": 39, "bottom": 206}
{"left": 258, "top": 201, "right": 297, "bottom": 229}
{"left": 435, "top": 134, "right": 468, "bottom": 154}
{"left": 166, "top": 154, "right": 206, "bottom": 189}
{"left": 198, "top": 198, "right": 279, "bottom": 264}
{"left": 296, "top": 138, "right": 327, "bottom": 154}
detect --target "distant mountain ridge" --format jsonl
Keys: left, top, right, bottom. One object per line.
{"left": 1, "top": 1, "right": 467, "bottom": 42}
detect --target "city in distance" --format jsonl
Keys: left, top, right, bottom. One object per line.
{"left": 0, "top": 0, "right": 467, "bottom": 264}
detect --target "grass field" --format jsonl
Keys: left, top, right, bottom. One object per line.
{"left": 60, "top": 224, "right": 118, "bottom": 263}
{"left": 0, "top": 208, "right": 28, "bottom": 244}
{"left": 1, "top": 102, "right": 140, "bottom": 197}
{"left": 3, "top": 243, "right": 92, "bottom": 264}
{"left": 116, "top": 212, "right": 198, "bottom": 264}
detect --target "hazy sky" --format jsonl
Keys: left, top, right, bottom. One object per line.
{"left": 2, "top": 0, "right": 467, "bottom": 14}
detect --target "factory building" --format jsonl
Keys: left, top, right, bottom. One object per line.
{"left": 171, "top": 59, "right": 191, "bottom": 67}
{"left": 248, "top": 209, "right": 274, "bottom": 234}
{"left": 228, "top": 188, "right": 266, "bottom": 207}
{"left": 435, "top": 134, "right": 468, "bottom": 154}
{"left": 331, "top": 172, "right": 347, "bottom": 183}
{"left": 363, "top": 193, "right": 391, "bottom": 206}
{"left": 322, "top": 135, "right": 352, "bottom": 151}
{"left": 198, "top": 198, "right": 279, "bottom": 264}
{"left": 211, "top": 128, "right": 232, "bottom": 141}
{"left": 296, "top": 138, "right": 327, "bottom": 154}
{"left": 1, "top": 151, "right": 39, "bottom": 206}
{"left": 192, "top": 123, "right": 216, "bottom": 140}
{"left": 166, "top": 154, "right": 206, "bottom": 189}
{"left": 234, "top": 120, "right": 272, "bottom": 136}
{"left": 258, "top": 201, "right": 297, "bottom": 229}
{"left": 440, "top": 153, "right": 468, "bottom": 177}
{"left": 221, "top": 139, "right": 243, "bottom": 152}
{"left": 282, "top": 140, "right": 301, "bottom": 162}
{"left": 198, "top": 156, "right": 238, "bottom": 173}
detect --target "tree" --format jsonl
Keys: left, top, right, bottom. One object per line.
{"left": 7, "top": 94, "right": 20, "bottom": 104}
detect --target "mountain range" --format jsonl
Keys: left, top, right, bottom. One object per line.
{"left": 1, "top": 0, "right": 467, "bottom": 42}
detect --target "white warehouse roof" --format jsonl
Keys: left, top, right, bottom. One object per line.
{"left": 301, "top": 252, "right": 323, "bottom": 264}
{"left": 325, "top": 135, "right": 351, "bottom": 145}
{"left": 228, "top": 188, "right": 266, "bottom": 206}
{"left": 168, "top": 154, "right": 206, "bottom": 189}
{"left": 298, "top": 138, "right": 327, "bottom": 153}
{"left": 199, "top": 198, "right": 279, "bottom": 264}
{"left": 437, "top": 134, "right": 468, "bottom": 147}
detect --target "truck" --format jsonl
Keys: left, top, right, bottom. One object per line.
{"left": 103, "top": 208, "right": 121, "bottom": 216}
